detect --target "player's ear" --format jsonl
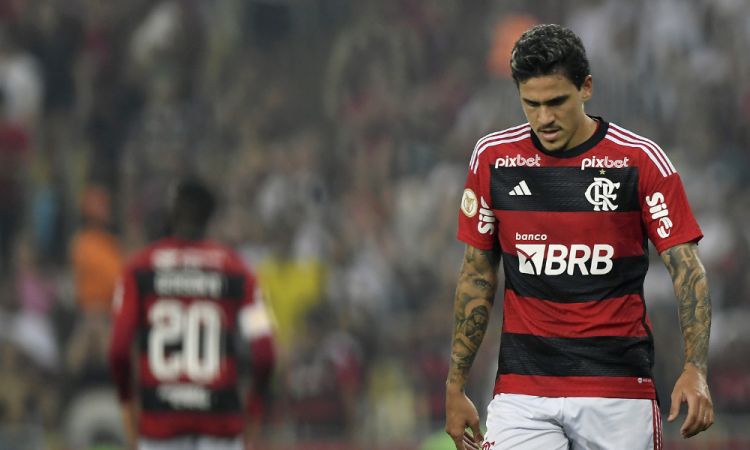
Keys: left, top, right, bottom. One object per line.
{"left": 581, "top": 75, "right": 593, "bottom": 102}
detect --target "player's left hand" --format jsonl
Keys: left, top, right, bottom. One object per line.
{"left": 667, "top": 363, "right": 713, "bottom": 438}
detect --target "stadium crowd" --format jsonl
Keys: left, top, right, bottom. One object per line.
{"left": 0, "top": 0, "right": 749, "bottom": 448}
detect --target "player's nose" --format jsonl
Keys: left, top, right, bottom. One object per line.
{"left": 537, "top": 107, "right": 555, "bottom": 128}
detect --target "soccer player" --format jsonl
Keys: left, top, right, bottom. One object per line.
{"left": 109, "top": 179, "right": 276, "bottom": 450}
{"left": 445, "top": 24, "right": 713, "bottom": 450}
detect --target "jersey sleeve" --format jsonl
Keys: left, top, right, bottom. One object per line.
{"left": 639, "top": 156, "right": 702, "bottom": 253}
{"left": 109, "top": 264, "right": 141, "bottom": 402}
{"left": 457, "top": 149, "right": 498, "bottom": 250}
{"left": 238, "top": 270, "right": 274, "bottom": 342}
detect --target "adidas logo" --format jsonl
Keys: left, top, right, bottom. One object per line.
{"left": 509, "top": 180, "right": 532, "bottom": 196}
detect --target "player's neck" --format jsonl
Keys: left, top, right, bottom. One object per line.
{"left": 564, "top": 114, "right": 598, "bottom": 151}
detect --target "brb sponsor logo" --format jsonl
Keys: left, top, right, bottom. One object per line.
{"left": 515, "top": 243, "right": 614, "bottom": 276}
{"left": 495, "top": 154, "right": 541, "bottom": 168}
{"left": 646, "top": 192, "right": 672, "bottom": 238}
{"left": 581, "top": 155, "right": 629, "bottom": 170}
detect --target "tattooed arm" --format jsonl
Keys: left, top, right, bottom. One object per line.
{"left": 660, "top": 242, "right": 713, "bottom": 438}
{"left": 445, "top": 244, "right": 501, "bottom": 450}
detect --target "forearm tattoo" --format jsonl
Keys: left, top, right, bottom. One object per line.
{"left": 660, "top": 243, "right": 712, "bottom": 374}
{"left": 447, "top": 245, "right": 501, "bottom": 391}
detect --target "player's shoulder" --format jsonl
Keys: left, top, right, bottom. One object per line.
{"left": 201, "top": 240, "right": 250, "bottom": 272}
{"left": 603, "top": 122, "right": 677, "bottom": 177}
{"left": 469, "top": 123, "right": 533, "bottom": 173}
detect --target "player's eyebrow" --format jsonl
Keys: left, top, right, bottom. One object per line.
{"left": 522, "top": 95, "right": 570, "bottom": 107}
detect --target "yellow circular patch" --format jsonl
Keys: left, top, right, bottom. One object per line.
{"left": 461, "top": 189, "right": 478, "bottom": 217}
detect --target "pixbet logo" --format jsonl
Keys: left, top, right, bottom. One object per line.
{"left": 581, "top": 155, "right": 629, "bottom": 170}
{"left": 495, "top": 154, "right": 541, "bottom": 168}
{"left": 516, "top": 244, "right": 614, "bottom": 276}
{"left": 477, "top": 197, "right": 495, "bottom": 235}
{"left": 646, "top": 192, "right": 672, "bottom": 238}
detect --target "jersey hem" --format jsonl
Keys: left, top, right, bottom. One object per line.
{"left": 495, "top": 374, "right": 657, "bottom": 400}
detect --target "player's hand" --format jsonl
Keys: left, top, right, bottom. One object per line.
{"left": 668, "top": 364, "right": 713, "bottom": 438}
{"left": 446, "top": 387, "right": 483, "bottom": 450}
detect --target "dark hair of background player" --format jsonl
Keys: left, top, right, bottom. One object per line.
{"left": 510, "top": 24, "right": 590, "bottom": 90}
{"left": 168, "top": 178, "right": 217, "bottom": 240}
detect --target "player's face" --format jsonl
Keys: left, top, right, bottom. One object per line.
{"left": 518, "top": 73, "right": 593, "bottom": 152}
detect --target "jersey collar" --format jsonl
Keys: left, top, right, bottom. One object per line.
{"left": 530, "top": 115, "right": 609, "bottom": 159}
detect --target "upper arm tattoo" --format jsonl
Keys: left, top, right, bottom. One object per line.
{"left": 447, "top": 245, "right": 501, "bottom": 390}
{"left": 660, "top": 243, "right": 712, "bottom": 374}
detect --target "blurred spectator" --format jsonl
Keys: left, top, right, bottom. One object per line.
{"left": 0, "top": 90, "right": 29, "bottom": 274}
{"left": 0, "top": 23, "right": 42, "bottom": 128}
{"left": 28, "top": 1, "right": 84, "bottom": 114}
{"left": 285, "top": 305, "right": 364, "bottom": 440}
{"left": 66, "top": 184, "right": 122, "bottom": 376}
{"left": 255, "top": 216, "right": 327, "bottom": 350}
{"left": 10, "top": 237, "right": 58, "bottom": 371}
{"left": 449, "top": 13, "right": 536, "bottom": 151}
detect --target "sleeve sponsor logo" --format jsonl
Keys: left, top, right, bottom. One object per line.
{"left": 516, "top": 244, "right": 614, "bottom": 276}
{"left": 581, "top": 156, "right": 629, "bottom": 170}
{"left": 495, "top": 154, "right": 541, "bottom": 168}
{"left": 461, "top": 189, "right": 478, "bottom": 218}
{"left": 585, "top": 177, "right": 620, "bottom": 211}
{"left": 478, "top": 197, "right": 495, "bottom": 235}
{"left": 646, "top": 192, "right": 672, "bottom": 238}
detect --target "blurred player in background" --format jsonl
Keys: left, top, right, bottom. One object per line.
{"left": 445, "top": 25, "right": 713, "bottom": 450}
{"left": 109, "top": 179, "right": 276, "bottom": 450}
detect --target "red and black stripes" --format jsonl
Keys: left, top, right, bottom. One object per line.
{"left": 652, "top": 399, "right": 663, "bottom": 450}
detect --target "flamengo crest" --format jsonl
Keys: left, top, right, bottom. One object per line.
{"left": 585, "top": 177, "right": 620, "bottom": 211}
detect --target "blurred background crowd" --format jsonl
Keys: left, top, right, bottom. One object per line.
{"left": 0, "top": 0, "right": 749, "bottom": 448}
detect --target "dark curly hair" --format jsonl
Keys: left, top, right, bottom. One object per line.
{"left": 510, "top": 24, "right": 590, "bottom": 89}
{"left": 169, "top": 178, "right": 217, "bottom": 231}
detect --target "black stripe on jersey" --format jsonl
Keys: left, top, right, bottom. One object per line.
{"left": 134, "top": 270, "right": 245, "bottom": 301}
{"left": 498, "top": 333, "right": 653, "bottom": 378}
{"left": 503, "top": 253, "right": 648, "bottom": 303}
{"left": 489, "top": 167, "right": 640, "bottom": 212}
{"left": 141, "top": 386, "right": 241, "bottom": 413}
{"left": 138, "top": 327, "right": 236, "bottom": 357}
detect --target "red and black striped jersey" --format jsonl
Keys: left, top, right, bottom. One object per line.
{"left": 457, "top": 117, "right": 702, "bottom": 400}
{"left": 109, "top": 237, "right": 275, "bottom": 439}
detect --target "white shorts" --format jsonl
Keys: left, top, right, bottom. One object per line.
{"left": 138, "top": 436, "right": 243, "bottom": 450}
{"left": 484, "top": 394, "right": 662, "bottom": 450}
